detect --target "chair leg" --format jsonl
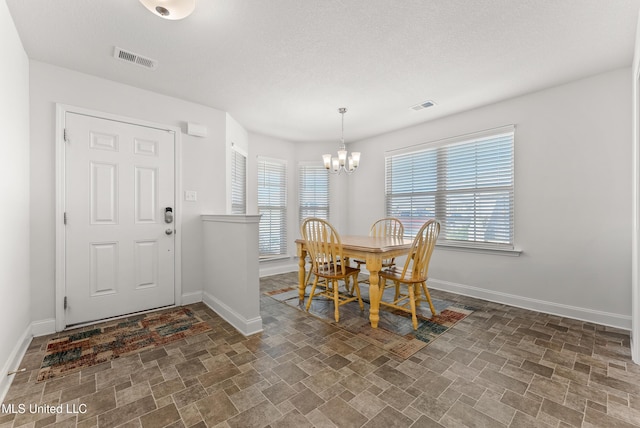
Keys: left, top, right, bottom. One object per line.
{"left": 421, "top": 282, "right": 437, "bottom": 316}
{"left": 347, "top": 260, "right": 361, "bottom": 295}
{"left": 352, "top": 272, "right": 364, "bottom": 310}
{"left": 394, "top": 280, "right": 400, "bottom": 301}
{"left": 304, "top": 267, "right": 312, "bottom": 286}
{"left": 344, "top": 272, "right": 351, "bottom": 294}
{"left": 332, "top": 279, "right": 340, "bottom": 322}
{"left": 408, "top": 284, "right": 418, "bottom": 330}
{"left": 379, "top": 277, "right": 387, "bottom": 301}
{"left": 304, "top": 257, "right": 316, "bottom": 286}
{"left": 306, "top": 276, "right": 319, "bottom": 312}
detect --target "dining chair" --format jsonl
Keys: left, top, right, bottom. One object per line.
{"left": 378, "top": 219, "right": 440, "bottom": 329}
{"left": 301, "top": 217, "right": 363, "bottom": 322}
{"left": 350, "top": 217, "right": 404, "bottom": 289}
{"left": 301, "top": 222, "right": 346, "bottom": 286}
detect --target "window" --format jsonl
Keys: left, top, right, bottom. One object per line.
{"left": 299, "top": 163, "right": 330, "bottom": 223}
{"left": 230, "top": 146, "right": 246, "bottom": 214}
{"left": 385, "top": 126, "right": 514, "bottom": 250}
{"left": 257, "top": 158, "right": 287, "bottom": 258}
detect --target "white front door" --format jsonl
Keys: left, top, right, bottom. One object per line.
{"left": 64, "top": 112, "right": 176, "bottom": 326}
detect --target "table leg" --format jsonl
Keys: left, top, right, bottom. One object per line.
{"left": 366, "top": 256, "right": 383, "bottom": 328}
{"left": 297, "top": 244, "right": 307, "bottom": 301}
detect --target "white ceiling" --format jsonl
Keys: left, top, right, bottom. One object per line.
{"left": 6, "top": 0, "right": 640, "bottom": 142}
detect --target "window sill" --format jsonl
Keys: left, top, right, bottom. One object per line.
{"left": 435, "top": 244, "right": 522, "bottom": 257}
{"left": 259, "top": 255, "right": 291, "bottom": 263}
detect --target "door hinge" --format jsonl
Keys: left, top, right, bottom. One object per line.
{"left": 64, "top": 296, "right": 68, "bottom": 310}
{"left": 63, "top": 212, "right": 67, "bottom": 225}
{"left": 63, "top": 129, "right": 68, "bottom": 142}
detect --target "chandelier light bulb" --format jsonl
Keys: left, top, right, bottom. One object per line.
{"left": 351, "top": 152, "right": 360, "bottom": 167}
{"left": 322, "top": 154, "right": 332, "bottom": 169}
{"left": 337, "top": 149, "right": 347, "bottom": 166}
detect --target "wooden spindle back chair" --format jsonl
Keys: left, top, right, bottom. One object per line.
{"left": 301, "top": 218, "right": 363, "bottom": 322}
{"left": 378, "top": 219, "right": 440, "bottom": 329}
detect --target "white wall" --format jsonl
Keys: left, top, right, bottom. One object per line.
{"left": 29, "top": 61, "right": 227, "bottom": 325}
{"left": 0, "top": 0, "right": 31, "bottom": 399}
{"left": 349, "top": 68, "right": 633, "bottom": 329}
{"left": 226, "top": 113, "right": 249, "bottom": 154}
{"left": 225, "top": 113, "right": 249, "bottom": 213}
{"left": 632, "top": 12, "right": 640, "bottom": 361}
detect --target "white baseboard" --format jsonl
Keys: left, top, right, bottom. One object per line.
{"left": 202, "top": 291, "right": 263, "bottom": 336}
{"left": 430, "top": 278, "right": 632, "bottom": 331}
{"left": 31, "top": 318, "right": 56, "bottom": 337}
{"left": 0, "top": 325, "right": 32, "bottom": 403}
{"left": 181, "top": 291, "right": 203, "bottom": 305}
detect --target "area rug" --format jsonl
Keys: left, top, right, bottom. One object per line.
{"left": 36, "top": 307, "right": 212, "bottom": 382}
{"left": 265, "top": 282, "right": 474, "bottom": 360}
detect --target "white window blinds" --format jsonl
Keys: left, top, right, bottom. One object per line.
{"left": 230, "top": 147, "right": 246, "bottom": 214}
{"left": 299, "top": 164, "right": 330, "bottom": 224}
{"left": 385, "top": 127, "right": 514, "bottom": 249}
{"left": 258, "top": 158, "right": 287, "bottom": 258}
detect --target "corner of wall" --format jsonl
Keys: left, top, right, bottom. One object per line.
{"left": 202, "top": 291, "right": 263, "bottom": 336}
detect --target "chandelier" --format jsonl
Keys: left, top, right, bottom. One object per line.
{"left": 323, "top": 108, "right": 360, "bottom": 174}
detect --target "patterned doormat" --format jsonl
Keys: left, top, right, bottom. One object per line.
{"left": 265, "top": 282, "right": 474, "bottom": 360}
{"left": 36, "top": 307, "right": 212, "bottom": 382}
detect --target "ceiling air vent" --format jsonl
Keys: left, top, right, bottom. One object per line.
{"left": 411, "top": 100, "right": 436, "bottom": 111}
{"left": 113, "top": 47, "right": 158, "bottom": 70}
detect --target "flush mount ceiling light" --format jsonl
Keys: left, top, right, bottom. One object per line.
{"left": 323, "top": 108, "right": 360, "bottom": 175}
{"left": 139, "top": 0, "right": 196, "bottom": 20}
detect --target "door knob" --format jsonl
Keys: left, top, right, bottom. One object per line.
{"left": 165, "top": 229, "right": 174, "bottom": 235}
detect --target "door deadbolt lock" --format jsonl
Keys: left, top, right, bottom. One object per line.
{"left": 164, "top": 207, "right": 174, "bottom": 224}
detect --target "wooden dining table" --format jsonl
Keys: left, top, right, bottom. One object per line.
{"left": 295, "top": 235, "right": 413, "bottom": 329}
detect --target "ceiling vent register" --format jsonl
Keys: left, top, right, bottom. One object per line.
{"left": 113, "top": 47, "right": 158, "bottom": 70}
{"left": 411, "top": 100, "right": 435, "bottom": 111}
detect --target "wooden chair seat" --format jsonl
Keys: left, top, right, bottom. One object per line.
{"left": 317, "top": 264, "right": 359, "bottom": 277}
{"left": 304, "top": 256, "right": 348, "bottom": 285}
{"left": 379, "top": 266, "right": 419, "bottom": 282}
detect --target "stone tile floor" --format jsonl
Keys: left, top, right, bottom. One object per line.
{"left": 2, "top": 272, "right": 640, "bottom": 427}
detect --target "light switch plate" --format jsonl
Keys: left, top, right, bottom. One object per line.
{"left": 184, "top": 190, "right": 197, "bottom": 202}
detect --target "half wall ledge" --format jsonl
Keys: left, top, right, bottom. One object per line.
{"left": 201, "top": 214, "right": 263, "bottom": 336}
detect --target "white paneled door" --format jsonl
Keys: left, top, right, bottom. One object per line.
{"left": 64, "top": 112, "right": 175, "bottom": 325}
